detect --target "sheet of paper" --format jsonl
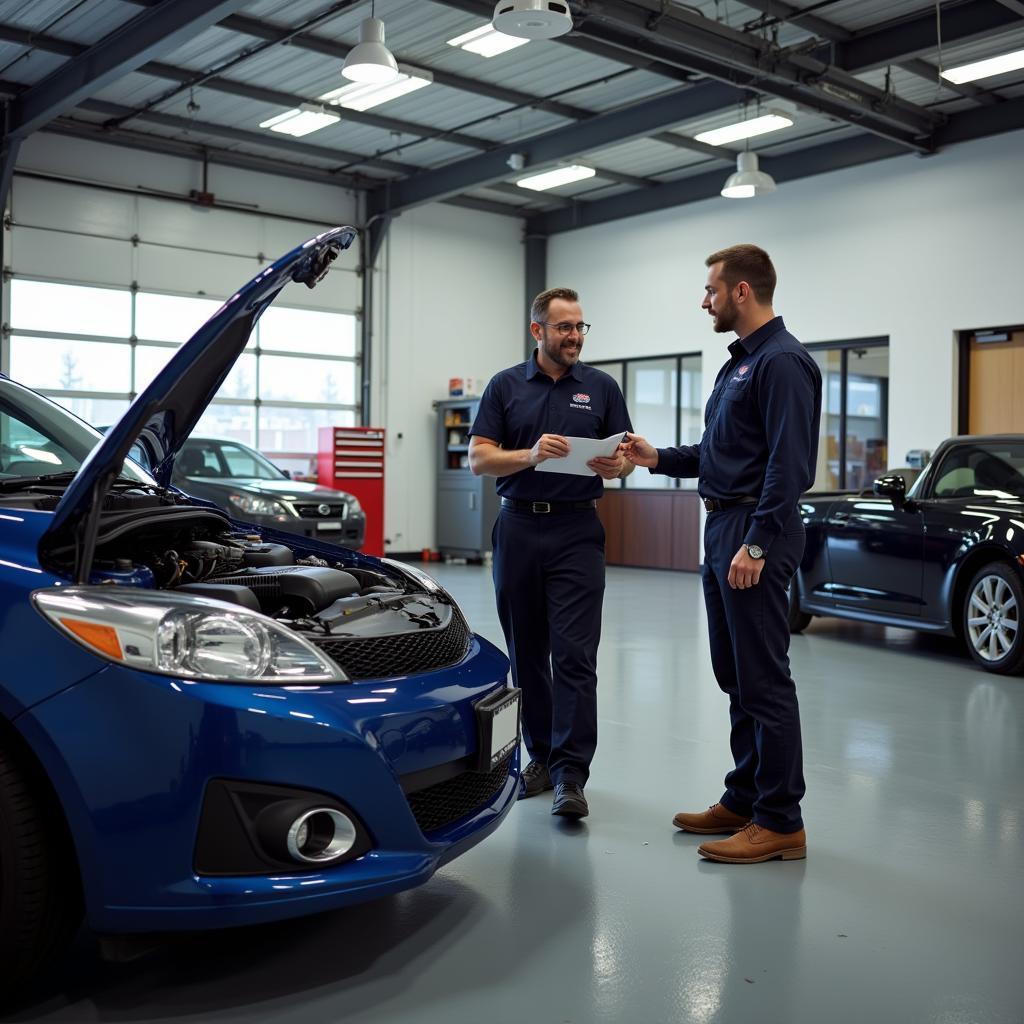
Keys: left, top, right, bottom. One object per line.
{"left": 534, "top": 432, "right": 626, "bottom": 477}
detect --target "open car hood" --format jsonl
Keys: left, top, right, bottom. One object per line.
{"left": 43, "top": 227, "right": 357, "bottom": 579}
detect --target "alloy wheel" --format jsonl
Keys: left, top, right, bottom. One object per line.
{"left": 966, "top": 573, "right": 1019, "bottom": 662}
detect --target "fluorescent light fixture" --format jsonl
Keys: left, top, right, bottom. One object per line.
{"left": 319, "top": 66, "right": 432, "bottom": 111}
{"left": 721, "top": 151, "right": 776, "bottom": 199}
{"left": 259, "top": 106, "right": 341, "bottom": 137}
{"left": 516, "top": 165, "right": 596, "bottom": 191}
{"left": 447, "top": 23, "right": 530, "bottom": 57}
{"left": 695, "top": 112, "right": 793, "bottom": 147}
{"left": 941, "top": 48, "right": 1024, "bottom": 84}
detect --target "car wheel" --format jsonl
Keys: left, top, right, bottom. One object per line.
{"left": 0, "top": 741, "right": 82, "bottom": 1003}
{"left": 962, "top": 563, "right": 1024, "bottom": 675}
{"left": 787, "top": 579, "right": 812, "bottom": 634}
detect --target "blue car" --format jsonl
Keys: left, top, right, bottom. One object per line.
{"left": 0, "top": 228, "right": 520, "bottom": 999}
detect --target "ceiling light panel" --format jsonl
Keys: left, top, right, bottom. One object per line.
{"left": 516, "top": 165, "right": 596, "bottom": 191}
{"left": 259, "top": 107, "right": 340, "bottom": 137}
{"left": 446, "top": 23, "right": 530, "bottom": 57}
{"left": 320, "top": 67, "right": 432, "bottom": 111}
{"left": 941, "top": 48, "right": 1024, "bottom": 84}
{"left": 695, "top": 113, "right": 793, "bottom": 147}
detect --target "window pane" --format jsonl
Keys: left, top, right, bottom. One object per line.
{"left": 259, "top": 405, "right": 354, "bottom": 458}
{"left": 136, "top": 293, "right": 224, "bottom": 344}
{"left": 846, "top": 348, "right": 888, "bottom": 492}
{"left": 627, "top": 359, "right": 677, "bottom": 489}
{"left": 811, "top": 350, "right": 842, "bottom": 490}
{"left": 9, "top": 335, "right": 131, "bottom": 392}
{"left": 134, "top": 344, "right": 180, "bottom": 393}
{"left": 259, "top": 354, "right": 354, "bottom": 404}
{"left": 191, "top": 404, "right": 256, "bottom": 446}
{"left": 258, "top": 307, "right": 356, "bottom": 356}
{"left": 678, "top": 355, "right": 702, "bottom": 490}
{"left": 48, "top": 396, "right": 131, "bottom": 432}
{"left": 218, "top": 353, "right": 257, "bottom": 400}
{"left": 10, "top": 280, "right": 131, "bottom": 337}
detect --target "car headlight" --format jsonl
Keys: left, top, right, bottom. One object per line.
{"left": 228, "top": 493, "right": 290, "bottom": 516}
{"left": 33, "top": 588, "right": 346, "bottom": 684}
{"left": 345, "top": 495, "right": 363, "bottom": 516}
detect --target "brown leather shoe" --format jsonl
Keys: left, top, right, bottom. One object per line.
{"left": 672, "top": 802, "right": 751, "bottom": 834}
{"left": 698, "top": 823, "right": 807, "bottom": 863}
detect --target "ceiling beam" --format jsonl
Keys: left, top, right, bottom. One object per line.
{"left": 528, "top": 94, "right": 1024, "bottom": 234}
{"left": 5, "top": 0, "right": 252, "bottom": 140}
{"left": 365, "top": 81, "right": 740, "bottom": 217}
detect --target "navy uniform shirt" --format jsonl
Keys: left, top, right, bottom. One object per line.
{"left": 470, "top": 353, "right": 633, "bottom": 502}
{"left": 652, "top": 316, "right": 821, "bottom": 552}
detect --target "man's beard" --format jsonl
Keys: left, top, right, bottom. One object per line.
{"left": 711, "top": 297, "right": 739, "bottom": 333}
{"left": 542, "top": 334, "right": 582, "bottom": 367}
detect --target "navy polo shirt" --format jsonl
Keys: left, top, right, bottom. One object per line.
{"left": 470, "top": 353, "right": 633, "bottom": 502}
{"left": 652, "top": 317, "right": 822, "bottom": 552}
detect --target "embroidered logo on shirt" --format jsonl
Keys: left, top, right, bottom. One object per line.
{"left": 730, "top": 365, "right": 751, "bottom": 384}
{"left": 738, "top": 365, "right": 749, "bottom": 375}
{"left": 570, "top": 391, "right": 593, "bottom": 411}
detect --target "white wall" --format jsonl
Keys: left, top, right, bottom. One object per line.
{"left": 548, "top": 128, "right": 1024, "bottom": 465}
{"left": 373, "top": 202, "right": 526, "bottom": 553}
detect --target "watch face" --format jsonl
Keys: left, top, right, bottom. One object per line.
{"left": 747, "top": 544, "right": 764, "bottom": 560}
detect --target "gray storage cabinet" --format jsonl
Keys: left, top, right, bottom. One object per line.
{"left": 435, "top": 398, "right": 500, "bottom": 559}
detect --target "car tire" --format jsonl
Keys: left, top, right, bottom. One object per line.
{"left": 787, "top": 579, "right": 813, "bottom": 634}
{"left": 0, "top": 741, "right": 82, "bottom": 1003}
{"left": 962, "top": 562, "right": 1024, "bottom": 675}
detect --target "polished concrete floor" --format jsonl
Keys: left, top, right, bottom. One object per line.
{"left": 13, "top": 565, "right": 1024, "bottom": 1023}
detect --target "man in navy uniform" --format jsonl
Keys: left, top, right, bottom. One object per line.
{"left": 469, "top": 287, "right": 633, "bottom": 820}
{"left": 625, "top": 245, "right": 821, "bottom": 862}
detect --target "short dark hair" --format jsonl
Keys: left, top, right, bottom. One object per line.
{"left": 705, "top": 244, "right": 776, "bottom": 304}
{"left": 531, "top": 287, "right": 579, "bottom": 324}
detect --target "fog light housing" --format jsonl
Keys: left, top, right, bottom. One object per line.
{"left": 287, "top": 808, "right": 357, "bottom": 863}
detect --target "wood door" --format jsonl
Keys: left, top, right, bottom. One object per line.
{"left": 969, "top": 330, "right": 1024, "bottom": 433}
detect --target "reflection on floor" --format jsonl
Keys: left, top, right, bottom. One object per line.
{"left": 12, "top": 565, "right": 1024, "bottom": 1023}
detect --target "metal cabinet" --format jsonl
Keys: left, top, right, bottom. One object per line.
{"left": 435, "top": 399, "right": 500, "bottom": 559}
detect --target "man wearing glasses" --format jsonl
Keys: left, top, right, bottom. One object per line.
{"left": 469, "top": 287, "right": 633, "bottom": 820}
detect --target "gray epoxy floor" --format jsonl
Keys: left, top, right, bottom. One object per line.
{"left": 13, "top": 565, "right": 1024, "bottom": 1024}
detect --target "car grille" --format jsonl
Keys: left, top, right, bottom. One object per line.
{"left": 404, "top": 753, "right": 513, "bottom": 836}
{"left": 296, "top": 503, "right": 346, "bottom": 518}
{"left": 312, "top": 609, "right": 472, "bottom": 681}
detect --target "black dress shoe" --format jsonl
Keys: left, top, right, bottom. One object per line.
{"left": 519, "top": 760, "right": 553, "bottom": 799}
{"left": 551, "top": 782, "right": 589, "bottom": 819}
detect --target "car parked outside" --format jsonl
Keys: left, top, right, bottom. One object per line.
{"left": 789, "top": 434, "right": 1024, "bottom": 674}
{"left": 0, "top": 228, "right": 520, "bottom": 1004}
{"left": 172, "top": 437, "right": 365, "bottom": 549}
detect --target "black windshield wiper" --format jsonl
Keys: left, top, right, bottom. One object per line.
{"left": 0, "top": 471, "right": 79, "bottom": 492}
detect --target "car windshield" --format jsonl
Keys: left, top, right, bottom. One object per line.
{"left": 0, "top": 378, "right": 154, "bottom": 487}
{"left": 925, "top": 441, "right": 1024, "bottom": 500}
{"left": 177, "top": 440, "right": 287, "bottom": 481}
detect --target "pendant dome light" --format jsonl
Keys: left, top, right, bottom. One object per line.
{"left": 342, "top": 4, "right": 399, "bottom": 84}
{"left": 720, "top": 151, "right": 777, "bottom": 199}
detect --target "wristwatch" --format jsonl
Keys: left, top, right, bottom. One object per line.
{"left": 744, "top": 543, "right": 765, "bottom": 560}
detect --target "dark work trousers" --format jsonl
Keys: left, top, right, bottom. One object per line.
{"left": 702, "top": 506, "right": 806, "bottom": 834}
{"left": 491, "top": 507, "right": 605, "bottom": 787}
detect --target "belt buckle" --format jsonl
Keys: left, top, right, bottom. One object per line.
{"left": 703, "top": 498, "right": 715, "bottom": 513}
{"left": 531, "top": 501, "right": 551, "bottom": 514}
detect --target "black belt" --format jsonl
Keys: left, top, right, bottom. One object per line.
{"left": 501, "top": 497, "right": 597, "bottom": 514}
{"left": 702, "top": 495, "right": 758, "bottom": 513}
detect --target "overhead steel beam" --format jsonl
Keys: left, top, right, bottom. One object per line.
{"left": 528, "top": 94, "right": 1024, "bottom": 234}
{"left": 836, "top": 0, "right": 1022, "bottom": 72}
{"left": 365, "top": 81, "right": 740, "bottom": 217}
{"left": 5, "top": 0, "right": 252, "bottom": 140}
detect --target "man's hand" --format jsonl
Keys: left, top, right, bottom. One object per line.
{"left": 728, "top": 546, "right": 764, "bottom": 590}
{"left": 529, "top": 433, "right": 570, "bottom": 466}
{"left": 621, "top": 433, "right": 659, "bottom": 469}
{"left": 588, "top": 452, "right": 626, "bottom": 480}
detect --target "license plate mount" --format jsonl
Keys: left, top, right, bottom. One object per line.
{"left": 474, "top": 687, "right": 521, "bottom": 772}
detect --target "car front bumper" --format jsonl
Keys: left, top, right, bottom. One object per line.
{"left": 16, "top": 634, "right": 517, "bottom": 933}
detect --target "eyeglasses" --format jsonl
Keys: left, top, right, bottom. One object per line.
{"left": 539, "top": 321, "right": 591, "bottom": 336}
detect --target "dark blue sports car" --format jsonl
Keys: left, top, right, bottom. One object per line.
{"left": 790, "top": 434, "right": 1024, "bottom": 674}
{"left": 0, "top": 228, "right": 520, "bottom": 1000}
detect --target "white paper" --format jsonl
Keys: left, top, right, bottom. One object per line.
{"left": 534, "top": 432, "right": 626, "bottom": 476}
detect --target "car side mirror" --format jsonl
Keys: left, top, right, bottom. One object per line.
{"left": 873, "top": 474, "right": 907, "bottom": 509}
{"left": 280, "top": 469, "right": 292, "bottom": 479}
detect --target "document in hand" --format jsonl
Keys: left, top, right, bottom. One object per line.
{"left": 534, "top": 432, "right": 627, "bottom": 477}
